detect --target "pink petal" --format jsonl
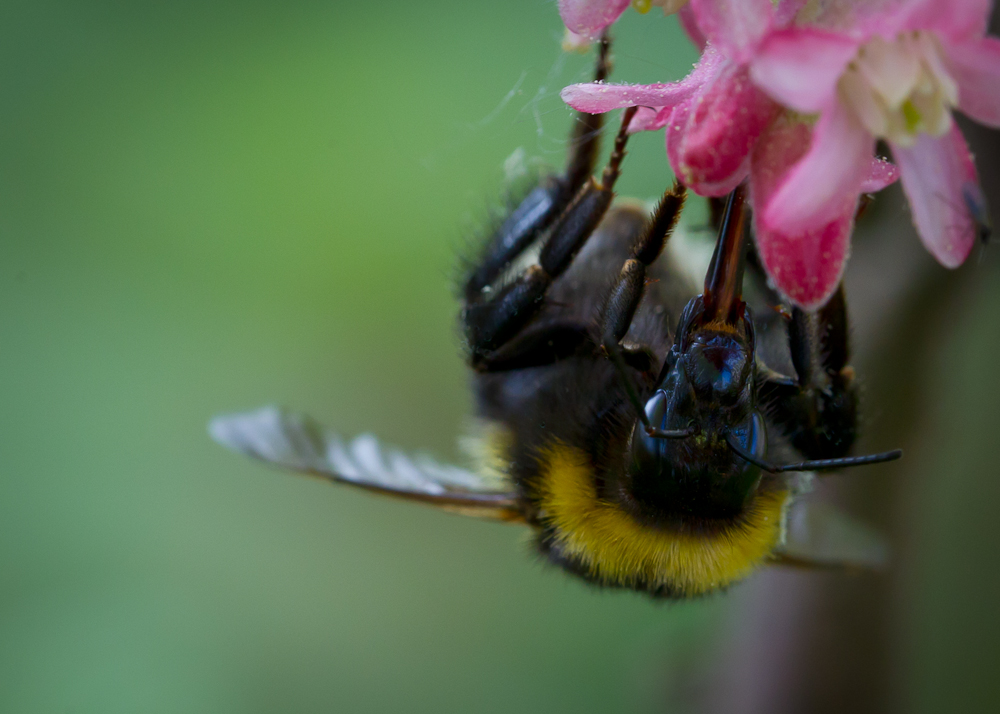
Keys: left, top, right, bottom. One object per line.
{"left": 560, "top": 47, "right": 721, "bottom": 114}
{"left": 629, "top": 106, "right": 672, "bottom": 133}
{"left": 899, "top": 0, "right": 990, "bottom": 43}
{"left": 677, "top": 4, "right": 707, "bottom": 51}
{"left": 774, "top": 0, "right": 809, "bottom": 27}
{"left": 749, "top": 28, "right": 858, "bottom": 113}
{"left": 666, "top": 95, "right": 751, "bottom": 195}
{"left": 751, "top": 114, "right": 855, "bottom": 309}
{"left": 561, "top": 81, "right": 699, "bottom": 114}
{"left": 948, "top": 36, "right": 1000, "bottom": 128}
{"left": 689, "top": 0, "right": 773, "bottom": 62}
{"left": 762, "top": 100, "right": 873, "bottom": 234}
{"left": 665, "top": 97, "right": 693, "bottom": 173}
{"left": 558, "top": 0, "right": 631, "bottom": 39}
{"left": 692, "top": 154, "right": 750, "bottom": 196}
{"left": 861, "top": 156, "right": 899, "bottom": 193}
{"left": 671, "top": 61, "right": 777, "bottom": 195}
{"left": 562, "top": 29, "right": 594, "bottom": 53}
{"left": 890, "top": 125, "right": 979, "bottom": 268}
{"left": 755, "top": 211, "right": 854, "bottom": 310}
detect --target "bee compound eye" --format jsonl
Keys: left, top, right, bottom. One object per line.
{"left": 643, "top": 390, "right": 667, "bottom": 428}
{"left": 632, "top": 391, "right": 668, "bottom": 473}
{"left": 732, "top": 411, "right": 767, "bottom": 462}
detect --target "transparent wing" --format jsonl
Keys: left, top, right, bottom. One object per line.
{"left": 209, "top": 406, "right": 521, "bottom": 521}
{"left": 772, "top": 499, "right": 889, "bottom": 570}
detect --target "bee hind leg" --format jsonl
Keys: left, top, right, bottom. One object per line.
{"left": 464, "top": 105, "right": 638, "bottom": 369}
{"left": 462, "top": 35, "right": 611, "bottom": 301}
{"left": 563, "top": 33, "right": 612, "bottom": 196}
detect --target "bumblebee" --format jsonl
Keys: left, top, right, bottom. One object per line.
{"left": 211, "top": 39, "right": 900, "bottom": 598}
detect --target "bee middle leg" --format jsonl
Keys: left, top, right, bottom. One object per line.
{"left": 758, "top": 284, "right": 858, "bottom": 459}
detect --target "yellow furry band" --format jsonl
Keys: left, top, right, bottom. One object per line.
{"left": 537, "top": 442, "right": 789, "bottom": 596}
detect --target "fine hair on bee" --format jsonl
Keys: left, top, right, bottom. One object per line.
{"left": 211, "top": 33, "right": 901, "bottom": 599}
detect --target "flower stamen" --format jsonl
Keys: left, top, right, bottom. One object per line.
{"left": 632, "top": 0, "right": 689, "bottom": 15}
{"left": 838, "top": 31, "right": 957, "bottom": 147}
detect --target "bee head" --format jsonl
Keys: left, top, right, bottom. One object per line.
{"left": 624, "top": 296, "right": 766, "bottom": 519}
{"left": 622, "top": 185, "right": 771, "bottom": 519}
{"left": 683, "top": 325, "right": 752, "bottom": 407}
{"left": 666, "top": 291, "right": 757, "bottom": 413}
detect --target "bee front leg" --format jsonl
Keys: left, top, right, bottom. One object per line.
{"left": 600, "top": 183, "right": 686, "bottom": 361}
{"left": 758, "top": 285, "right": 858, "bottom": 460}
{"left": 598, "top": 183, "right": 686, "bottom": 418}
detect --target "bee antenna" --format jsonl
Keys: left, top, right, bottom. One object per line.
{"left": 648, "top": 425, "right": 695, "bottom": 439}
{"left": 724, "top": 432, "right": 902, "bottom": 473}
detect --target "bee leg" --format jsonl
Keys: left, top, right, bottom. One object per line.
{"left": 758, "top": 284, "right": 858, "bottom": 459}
{"left": 598, "top": 184, "right": 686, "bottom": 417}
{"left": 472, "top": 322, "right": 593, "bottom": 372}
{"left": 564, "top": 32, "right": 611, "bottom": 196}
{"left": 464, "top": 107, "right": 638, "bottom": 366}
{"left": 463, "top": 35, "right": 611, "bottom": 300}
{"left": 600, "top": 183, "right": 687, "bottom": 353}
{"left": 462, "top": 177, "right": 567, "bottom": 302}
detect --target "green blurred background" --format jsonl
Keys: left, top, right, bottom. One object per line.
{"left": 0, "top": 1, "right": 998, "bottom": 712}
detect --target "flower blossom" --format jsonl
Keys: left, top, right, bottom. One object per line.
{"left": 560, "top": 0, "right": 1000, "bottom": 309}
{"left": 750, "top": 0, "right": 1000, "bottom": 274}
{"left": 559, "top": 0, "right": 692, "bottom": 40}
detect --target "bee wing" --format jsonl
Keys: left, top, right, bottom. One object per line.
{"left": 772, "top": 499, "right": 888, "bottom": 570}
{"left": 209, "top": 406, "right": 522, "bottom": 522}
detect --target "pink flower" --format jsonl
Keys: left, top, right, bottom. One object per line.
{"left": 561, "top": 0, "right": 1000, "bottom": 308}
{"left": 558, "top": 0, "right": 692, "bottom": 40}
{"left": 749, "top": 0, "right": 1000, "bottom": 276}
{"left": 562, "top": 0, "right": 780, "bottom": 196}
{"left": 562, "top": 0, "right": 864, "bottom": 307}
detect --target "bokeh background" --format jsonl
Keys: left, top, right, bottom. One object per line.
{"left": 1, "top": 2, "right": 998, "bottom": 713}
